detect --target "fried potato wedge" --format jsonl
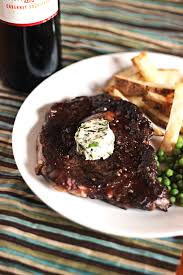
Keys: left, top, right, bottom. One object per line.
{"left": 143, "top": 99, "right": 171, "bottom": 117}
{"left": 159, "top": 69, "right": 183, "bottom": 87}
{"left": 114, "top": 75, "right": 174, "bottom": 96}
{"left": 117, "top": 66, "right": 138, "bottom": 77}
{"left": 143, "top": 91, "right": 172, "bottom": 116}
{"left": 142, "top": 103, "right": 169, "bottom": 128}
{"left": 160, "top": 83, "right": 183, "bottom": 153}
{"left": 132, "top": 51, "right": 161, "bottom": 83}
{"left": 104, "top": 66, "right": 141, "bottom": 94}
{"left": 107, "top": 87, "right": 144, "bottom": 106}
{"left": 132, "top": 52, "right": 183, "bottom": 87}
{"left": 108, "top": 88, "right": 128, "bottom": 100}
{"left": 143, "top": 91, "right": 170, "bottom": 104}
{"left": 142, "top": 101, "right": 183, "bottom": 135}
{"left": 104, "top": 51, "right": 183, "bottom": 141}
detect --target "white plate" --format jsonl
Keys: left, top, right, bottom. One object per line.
{"left": 12, "top": 52, "right": 183, "bottom": 238}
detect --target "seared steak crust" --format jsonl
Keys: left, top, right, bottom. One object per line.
{"left": 36, "top": 94, "right": 170, "bottom": 211}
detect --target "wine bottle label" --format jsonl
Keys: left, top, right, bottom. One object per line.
{"left": 0, "top": 0, "right": 58, "bottom": 27}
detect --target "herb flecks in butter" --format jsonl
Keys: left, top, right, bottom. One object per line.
{"left": 75, "top": 118, "right": 115, "bottom": 160}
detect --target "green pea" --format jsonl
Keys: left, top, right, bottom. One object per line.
{"left": 163, "top": 177, "right": 171, "bottom": 187}
{"left": 179, "top": 168, "right": 183, "bottom": 174}
{"left": 174, "top": 163, "right": 179, "bottom": 170}
{"left": 165, "top": 169, "right": 174, "bottom": 177}
{"left": 177, "top": 180, "right": 183, "bottom": 190}
{"left": 156, "top": 143, "right": 183, "bottom": 201}
{"left": 167, "top": 156, "right": 174, "bottom": 163}
{"left": 169, "top": 163, "right": 174, "bottom": 169}
{"left": 157, "top": 149, "right": 165, "bottom": 157}
{"left": 178, "top": 193, "right": 183, "bottom": 199}
{"left": 178, "top": 136, "right": 183, "bottom": 143}
{"left": 167, "top": 186, "right": 171, "bottom": 191}
{"left": 158, "top": 170, "right": 162, "bottom": 176}
{"left": 175, "top": 174, "right": 183, "bottom": 181}
{"left": 176, "top": 136, "right": 183, "bottom": 149}
{"left": 159, "top": 155, "right": 166, "bottom": 162}
{"left": 171, "top": 188, "right": 179, "bottom": 196}
{"left": 172, "top": 183, "right": 178, "bottom": 189}
{"left": 170, "top": 196, "right": 176, "bottom": 204}
{"left": 178, "top": 157, "right": 183, "bottom": 167}
{"left": 173, "top": 148, "right": 181, "bottom": 156}
{"left": 157, "top": 177, "right": 162, "bottom": 183}
{"left": 170, "top": 175, "right": 176, "bottom": 182}
{"left": 177, "top": 193, "right": 183, "bottom": 204}
{"left": 176, "top": 143, "right": 183, "bottom": 149}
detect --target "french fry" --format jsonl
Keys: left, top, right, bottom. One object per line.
{"left": 127, "top": 96, "right": 144, "bottom": 107}
{"left": 150, "top": 123, "right": 165, "bottom": 136}
{"left": 104, "top": 51, "right": 183, "bottom": 142}
{"left": 114, "top": 75, "right": 174, "bottom": 96}
{"left": 159, "top": 69, "right": 183, "bottom": 87}
{"left": 104, "top": 67, "right": 141, "bottom": 95}
{"left": 132, "top": 51, "right": 161, "bottom": 83}
{"left": 132, "top": 52, "right": 182, "bottom": 87}
{"left": 117, "top": 66, "right": 138, "bottom": 77}
{"left": 160, "top": 83, "right": 183, "bottom": 153}
{"left": 143, "top": 91, "right": 172, "bottom": 116}
{"left": 108, "top": 88, "right": 144, "bottom": 107}
{"left": 144, "top": 91, "right": 169, "bottom": 105}
{"left": 109, "top": 88, "right": 128, "bottom": 100}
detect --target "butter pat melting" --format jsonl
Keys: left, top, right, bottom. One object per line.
{"left": 75, "top": 118, "right": 115, "bottom": 160}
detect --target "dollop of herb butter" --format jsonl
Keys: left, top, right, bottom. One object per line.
{"left": 75, "top": 118, "right": 115, "bottom": 160}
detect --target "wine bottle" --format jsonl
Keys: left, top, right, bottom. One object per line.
{"left": 0, "top": 0, "right": 61, "bottom": 93}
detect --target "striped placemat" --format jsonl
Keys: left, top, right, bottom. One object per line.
{"left": 0, "top": 1, "right": 183, "bottom": 274}
{"left": 61, "top": 0, "right": 183, "bottom": 67}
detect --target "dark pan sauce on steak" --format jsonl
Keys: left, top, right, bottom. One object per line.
{"left": 36, "top": 94, "right": 170, "bottom": 211}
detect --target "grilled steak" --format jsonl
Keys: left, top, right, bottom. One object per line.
{"left": 36, "top": 94, "right": 170, "bottom": 211}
